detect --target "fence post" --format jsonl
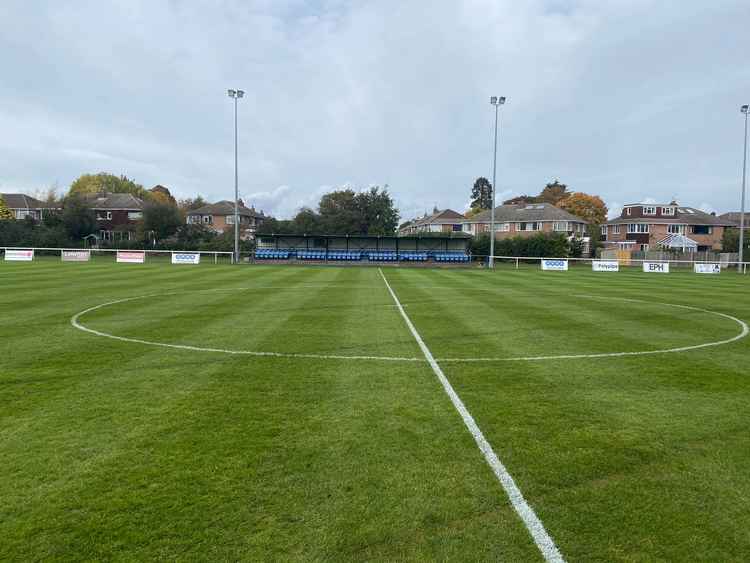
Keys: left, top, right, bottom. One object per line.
{"left": 515, "top": 257, "right": 519, "bottom": 269}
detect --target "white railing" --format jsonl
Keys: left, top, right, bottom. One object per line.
{"left": 0, "top": 247, "right": 235, "bottom": 264}
{"left": 484, "top": 255, "right": 749, "bottom": 273}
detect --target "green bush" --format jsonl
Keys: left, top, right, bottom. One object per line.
{"left": 470, "top": 232, "right": 572, "bottom": 258}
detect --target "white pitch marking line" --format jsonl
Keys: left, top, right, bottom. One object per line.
{"left": 438, "top": 295, "right": 749, "bottom": 363}
{"left": 377, "top": 268, "right": 564, "bottom": 563}
{"left": 70, "top": 296, "right": 422, "bottom": 363}
{"left": 69, "top": 290, "right": 747, "bottom": 366}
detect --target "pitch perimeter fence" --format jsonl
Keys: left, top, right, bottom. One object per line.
{"left": 0, "top": 247, "right": 234, "bottom": 265}
{"left": 483, "top": 255, "right": 749, "bottom": 274}
{"left": 3, "top": 247, "right": 749, "bottom": 274}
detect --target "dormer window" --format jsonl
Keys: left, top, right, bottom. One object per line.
{"left": 662, "top": 207, "right": 675, "bottom": 216}
{"left": 625, "top": 207, "right": 632, "bottom": 216}
{"left": 643, "top": 206, "right": 656, "bottom": 215}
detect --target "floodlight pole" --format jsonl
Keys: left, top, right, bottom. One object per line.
{"left": 488, "top": 96, "right": 506, "bottom": 269}
{"left": 228, "top": 88, "right": 245, "bottom": 264}
{"left": 739, "top": 105, "right": 749, "bottom": 273}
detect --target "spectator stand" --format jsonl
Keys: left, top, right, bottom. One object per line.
{"left": 253, "top": 234, "right": 472, "bottom": 266}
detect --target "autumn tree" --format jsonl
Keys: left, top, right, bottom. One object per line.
{"left": 69, "top": 173, "right": 146, "bottom": 199}
{"left": 0, "top": 195, "right": 14, "bottom": 220}
{"left": 538, "top": 180, "right": 569, "bottom": 205}
{"left": 469, "top": 177, "right": 493, "bottom": 211}
{"left": 148, "top": 185, "right": 177, "bottom": 205}
{"left": 556, "top": 192, "right": 608, "bottom": 225}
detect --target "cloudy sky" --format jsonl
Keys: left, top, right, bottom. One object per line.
{"left": 1, "top": 0, "right": 748, "bottom": 219}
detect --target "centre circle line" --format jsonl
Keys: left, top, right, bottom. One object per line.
{"left": 69, "top": 291, "right": 747, "bottom": 363}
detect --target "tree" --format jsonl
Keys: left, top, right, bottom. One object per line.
{"left": 354, "top": 186, "right": 399, "bottom": 235}
{"left": 314, "top": 186, "right": 398, "bottom": 235}
{"left": 722, "top": 227, "right": 750, "bottom": 253}
{"left": 69, "top": 173, "right": 146, "bottom": 198}
{"left": 292, "top": 207, "right": 323, "bottom": 233}
{"left": 174, "top": 223, "right": 217, "bottom": 249}
{"left": 557, "top": 192, "right": 607, "bottom": 225}
{"left": 143, "top": 202, "right": 183, "bottom": 241}
{"left": 148, "top": 185, "right": 176, "bottom": 205}
{"left": 0, "top": 195, "right": 13, "bottom": 220}
{"left": 178, "top": 195, "right": 207, "bottom": 212}
{"left": 62, "top": 196, "right": 98, "bottom": 240}
{"left": 538, "top": 180, "right": 569, "bottom": 205}
{"left": 503, "top": 194, "right": 539, "bottom": 205}
{"left": 470, "top": 177, "right": 493, "bottom": 211}
{"left": 319, "top": 189, "right": 359, "bottom": 233}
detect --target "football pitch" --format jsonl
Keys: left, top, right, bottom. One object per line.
{"left": 2, "top": 261, "right": 749, "bottom": 561}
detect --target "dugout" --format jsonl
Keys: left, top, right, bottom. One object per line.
{"left": 256, "top": 233, "right": 471, "bottom": 253}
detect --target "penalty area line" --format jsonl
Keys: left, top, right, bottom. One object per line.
{"left": 378, "top": 268, "right": 565, "bottom": 563}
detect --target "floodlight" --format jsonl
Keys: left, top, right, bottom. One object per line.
{"left": 498, "top": 96, "right": 506, "bottom": 104}
{"left": 490, "top": 96, "right": 498, "bottom": 104}
{"left": 742, "top": 105, "right": 749, "bottom": 114}
{"left": 228, "top": 89, "right": 236, "bottom": 97}
{"left": 237, "top": 90, "right": 245, "bottom": 98}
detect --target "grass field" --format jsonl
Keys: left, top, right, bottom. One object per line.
{"left": 2, "top": 261, "right": 749, "bottom": 561}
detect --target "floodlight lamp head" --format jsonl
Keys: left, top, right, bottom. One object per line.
{"left": 237, "top": 90, "right": 245, "bottom": 98}
{"left": 498, "top": 96, "right": 506, "bottom": 104}
{"left": 228, "top": 89, "right": 236, "bottom": 97}
{"left": 742, "top": 104, "right": 749, "bottom": 114}
{"left": 490, "top": 96, "right": 498, "bottom": 104}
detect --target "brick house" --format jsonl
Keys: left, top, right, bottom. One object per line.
{"left": 602, "top": 202, "right": 733, "bottom": 252}
{"left": 461, "top": 203, "right": 588, "bottom": 239}
{"left": 85, "top": 193, "right": 145, "bottom": 242}
{"left": 186, "top": 200, "right": 266, "bottom": 240}
{"left": 0, "top": 193, "right": 58, "bottom": 220}
{"left": 398, "top": 209, "right": 466, "bottom": 235}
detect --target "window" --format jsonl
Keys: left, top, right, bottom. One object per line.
{"left": 495, "top": 223, "right": 510, "bottom": 232}
{"left": 127, "top": 211, "right": 142, "bottom": 220}
{"left": 662, "top": 207, "right": 675, "bottom": 216}
{"left": 627, "top": 223, "right": 649, "bottom": 233}
{"left": 626, "top": 207, "right": 632, "bottom": 216}
{"left": 202, "top": 215, "right": 212, "bottom": 224}
{"left": 451, "top": 224, "right": 462, "bottom": 232}
{"left": 600, "top": 225, "right": 607, "bottom": 236}
{"left": 668, "top": 224, "right": 685, "bottom": 234}
{"left": 226, "top": 215, "right": 235, "bottom": 225}
{"left": 554, "top": 222, "right": 569, "bottom": 232}
{"left": 691, "top": 225, "right": 712, "bottom": 235}
{"left": 643, "top": 206, "right": 656, "bottom": 215}
{"left": 612, "top": 225, "right": 621, "bottom": 234}
{"left": 518, "top": 222, "right": 539, "bottom": 231}
{"left": 640, "top": 244, "right": 649, "bottom": 252}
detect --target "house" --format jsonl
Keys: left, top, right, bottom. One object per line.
{"left": 602, "top": 202, "right": 734, "bottom": 252}
{"left": 0, "top": 193, "right": 58, "bottom": 221}
{"left": 718, "top": 212, "right": 749, "bottom": 230}
{"left": 186, "top": 200, "right": 266, "bottom": 239}
{"left": 84, "top": 192, "right": 145, "bottom": 242}
{"left": 461, "top": 203, "right": 588, "bottom": 239}
{"left": 398, "top": 208, "right": 466, "bottom": 235}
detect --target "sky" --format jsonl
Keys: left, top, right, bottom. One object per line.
{"left": 1, "top": 0, "right": 748, "bottom": 220}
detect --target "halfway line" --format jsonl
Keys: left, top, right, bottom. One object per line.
{"left": 378, "top": 268, "right": 565, "bottom": 563}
